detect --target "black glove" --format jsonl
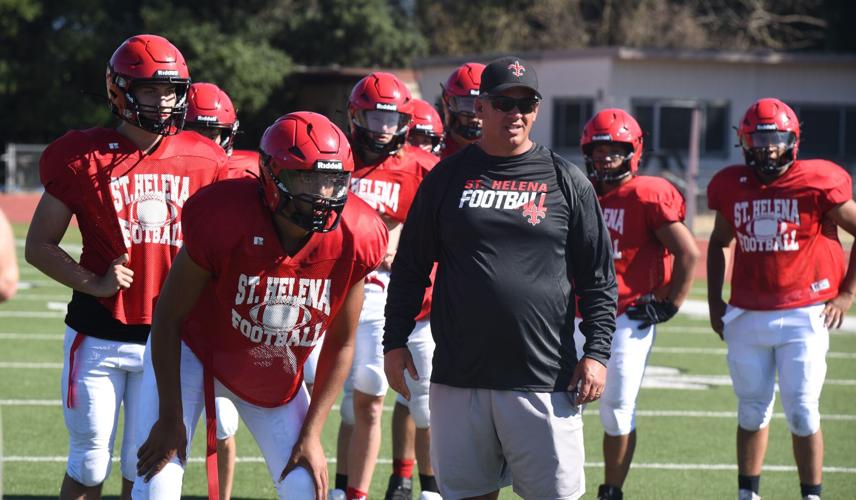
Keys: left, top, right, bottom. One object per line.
{"left": 626, "top": 295, "right": 678, "bottom": 329}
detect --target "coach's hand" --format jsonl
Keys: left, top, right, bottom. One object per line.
{"left": 384, "top": 347, "right": 418, "bottom": 401}
{"left": 823, "top": 291, "right": 854, "bottom": 329}
{"left": 136, "top": 417, "right": 187, "bottom": 482}
{"left": 94, "top": 253, "right": 133, "bottom": 297}
{"left": 626, "top": 294, "right": 678, "bottom": 329}
{"left": 569, "top": 357, "right": 606, "bottom": 405}
{"left": 281, "top": 435, "right": 328, "bottom": 500}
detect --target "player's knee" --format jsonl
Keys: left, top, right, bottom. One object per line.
{"left": 276, "top": 465, "right": 315, "bottom": 499}
{"left": 340, "top": 389, "right": 355, "bottom": 425}
{"left": 409, "top": 395, "right": 431, "bottom": 429}
{"left": 68, "top": 450, "right": 112, "bottom": 487}
{"left": 216, "top": 397, "right": 239, "bottom": 440}
{"left": 783, "top": 401, "right": 821, "bottom": 436}
{"left": 395, "top": 391, "right": 408, "bottom": 407}
{"left": 353, "top": 363, "right": 387, "bottom": 396}
{"left": 599, "top": 399, "right": 635, "bottom": 436}
{"left": 738, "top": 400, "right": 773, "bottom": 431}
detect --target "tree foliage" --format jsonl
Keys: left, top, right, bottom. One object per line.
{"left": 0, "top": 0, "right": 852, "bottom": 147}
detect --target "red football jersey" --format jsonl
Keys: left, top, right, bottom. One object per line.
{"left": 40, "top": 128, "right": 228, "bottom": 324}
{"left": 181, "top": 180, "right": 388, "bottom": 407}
{"left": 350, "top": 145, "right": 437, "bottom": 224}
{"left": 350, "top": 145, "right": 438, "bottom": 319}
{"left": 600, "top": 176, "right": 685, "bottom": 315}
{"left": 224, "top": 150, "right": 260, "bottom": 180}
{"left": 707, "top": 159, "right": 851, "bottom": 310}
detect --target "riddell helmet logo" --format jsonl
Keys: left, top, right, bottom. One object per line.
{"left": 592, "top": 134, "right": 612, "bottom": 141}
{"left": 315, "top": 160, "right": 343, "bottom": 171}
{"left": 155, "top": 69, "right": 180, "bottom": 77}
{"left": 197, "top": 115, "right": 218, "bottom": 122}
{"left": 415, "top": 124, "right": 434, "bottom": 132}
{"left": 756, "top": 123, "right": 778, "bottom": 131}
{"left": 507, "top": 61, "right": 526, "bottom": 77}
{"left": 376, "top": 103, "right": 397, "bottom": 111}
{"left": 469, "top": 89, "right": 480, "bottom": 96}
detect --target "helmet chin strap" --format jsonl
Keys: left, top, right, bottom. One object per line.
{"left": 744, "top": 146, "right": 795, "bottom": 177}
{"left": 450, "top": 113, "right": 482, "bottom": 141}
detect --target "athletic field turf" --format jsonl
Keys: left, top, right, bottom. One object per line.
{"left": 2, "top": 222, "right": 854, "bottom": 498}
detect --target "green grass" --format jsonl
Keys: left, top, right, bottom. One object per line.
{"left": 3, "top": 222, "right": 856, "bottom": 498}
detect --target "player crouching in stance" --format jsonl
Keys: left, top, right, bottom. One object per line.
{"left": 579, "top": 109, "right": 699, "bottom": 500}
{"left": 707, "top": 98, "right": 856, "bottom": 500}
{"left": 132, "top": 112, "right": 388, "bottom": 499}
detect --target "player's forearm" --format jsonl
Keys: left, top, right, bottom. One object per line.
{"left": 838, "top": 245, "right": 856, "bottom": 297}
{"left": 706, "top": 245, "right": 728, "bottom": 304}
{"left": 668, "top": 249, "right": 699, "bottom": 306}
{"left": 151, "top": 320, "right": 184, "bottom": 421}
{"left": 301, "top": 338, "right": 355, "bottom": 440}
{"left": 24, "top": 241, "right": 103, "bottom": 296}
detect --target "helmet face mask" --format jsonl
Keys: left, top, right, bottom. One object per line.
{"left": 106, "top": 35, "right": 191, "bottom": 136}
{"left": 738, "top": 98, "right": 800, "bottom": 177}
{"left": 265, "top": 165, "right": 351, "bottom": 233}
{"left": 585, "top": 142, "right": 635, "bottom": 182}
{"left": 259, "top": 112, "right": 355, "bottom": 233}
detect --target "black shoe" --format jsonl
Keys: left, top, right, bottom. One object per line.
{"left": 385, "top": 475, "right": 413, "bottom": 500}
{"left": 598, "top": 484, "right": 624, "bottom": 500}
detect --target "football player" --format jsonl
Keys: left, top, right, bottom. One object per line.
{"left": 406, "top": 99, "right": 444, "bottom": 156}
{"left": 333, "top": 72, "right": 438, "bottom": 500}
{"left": 132, "top": 111, "right": 388, "bottom": 499}
{"left": 439, "top": 62, "right": 484, "bottom": 159}
{"left": 25, "top": 34, "right": 228, "bottom": 499}
{"left": 185, "top": 82, "right": 260, "bottom": 180}
{"left": 707, "top": 98, "right": 856, "bottom": 500}
{"left": 577, "top": 109, "right": 699, "bottom": 500}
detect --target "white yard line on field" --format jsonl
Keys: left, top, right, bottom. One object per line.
{"left": 0, "top": 333, "right": 63, "bottom": 340}
{"left": 652, "top": 346, "right": 856, "bottom": 359}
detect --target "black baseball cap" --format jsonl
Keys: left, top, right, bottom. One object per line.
{"left": 479, "top": 56, "right": 541, "bottom": 99}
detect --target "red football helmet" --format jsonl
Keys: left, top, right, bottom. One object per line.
{"left": 348, "top": 72, "right": 414, "bottom": 158}
{"left": 581, "top": 108, "right": 644, "bottom": 182}
{"left": 259, "top": 112, "right": 354, "bottom": 233}
{"left": 738, "top": 98, "right": 800, "bottom": 175}
{"left": 441, "top": 62, "right": 485, "bottom": 140}
{"left": 407, "top": 99, "right": 444, "bottom": 155}
{"left": 105, "top": 34, "right": 191, "bottom": 135}
{"left": 185, "top": 83, "right": 238, "bottom": 153}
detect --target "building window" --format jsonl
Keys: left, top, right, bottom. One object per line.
{"left": 552, "top": 98, "right": 594, "bottom": 149}
{"left": 631, "top": 100, "right": 730, "bottom": 157}
{"left": 791, "top": 103, "right": 856, "bottom": 161}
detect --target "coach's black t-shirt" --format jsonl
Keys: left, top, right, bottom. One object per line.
{"left": 384, "top": 143, "right": 617, "bottom": 391}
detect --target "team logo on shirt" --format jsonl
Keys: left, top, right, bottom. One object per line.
{"left": 459, "top": 179, "right": 549, "bottom": 224}
{"left": 110, "top": 174, "right": 191, "bottom": 248}
{"left": 351, "top": 177, "right": 402, "bottom": 215}
{"left": 231, "top": 274, "right": 332, "bottom": 374}
{"left": 732, "top": 198, "right": 800, "bottom": 252}
{"left": 602, "top": 208, "right": 625, "bottom": 259}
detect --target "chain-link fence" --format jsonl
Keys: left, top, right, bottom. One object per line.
{"left": 2, "top": 143, "right": 47, "bottom": 192}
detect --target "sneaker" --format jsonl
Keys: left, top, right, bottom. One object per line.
{"left": 738, "top": 489, "right": 761, "bottom": 500}
{"left": 597, "top": 484, "right": 623, "bottom": 500}
{"left": 803, "top": 496, "right": 821, "bottom": 500}
{"left": 418, "top": 492, "right": 443, "bottom": 500}
{"left": 384, "top": 476, "right": 413, "bottom": 500}
{"left": 328, "top": 489, "right": 346, "bottom": 500}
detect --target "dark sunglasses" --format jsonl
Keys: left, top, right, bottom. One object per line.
{"left": 487, "top": 95, "right": 540, "bottom": 114}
